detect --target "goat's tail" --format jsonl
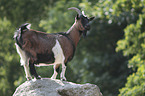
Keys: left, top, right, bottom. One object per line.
{"left": 14, "top": 23, "right": 31, "bottom": 49}
{"left": 14, "top": 29, "right": 23, "bottom": 49}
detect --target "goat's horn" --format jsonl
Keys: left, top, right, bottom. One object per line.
{"left": 68, "top": 7, "right": 82, "bottom": 16}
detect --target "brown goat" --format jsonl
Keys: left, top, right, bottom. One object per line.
{"left": 14, "top": 7, "right": 94, "bottom": 80}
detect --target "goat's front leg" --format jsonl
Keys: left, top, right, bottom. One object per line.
{"left": 51, "top": 64, "right": 60, "bottom": 79}
{"left": 29, "top": 61, "right": 41, "bottom": 79}
{"left": 60, "top": 63, "right": 66, "bottom": 81}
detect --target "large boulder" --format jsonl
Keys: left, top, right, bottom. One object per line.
{"left": 13, "top": 78, "right": 103, "bottom": 96}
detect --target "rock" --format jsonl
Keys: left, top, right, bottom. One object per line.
{"left": 13, "top": 78, "right": 103, "bottom": 96}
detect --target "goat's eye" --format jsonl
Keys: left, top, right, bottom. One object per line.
{"left": 81, "top": 18, "right": 89, "bottom": 26}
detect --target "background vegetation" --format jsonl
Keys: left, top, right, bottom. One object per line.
{"left": 0, "top": 0, "right": 145, "bottom": 96}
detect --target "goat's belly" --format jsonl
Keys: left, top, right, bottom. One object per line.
{"left": 36, "top": 53, "right": 55, "bottom": 64}
{"left": 36, "top": 39, "right": 65, "bottom": 66}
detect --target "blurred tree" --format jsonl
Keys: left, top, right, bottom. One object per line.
{"left": 0, "top": 0, "right": 56, "bottom": 29}
{"left": 1, "top": 0, "right": 143, "bottom": 96}
{"left": 0, "top": 18, "right": 23, "bottom": 96}
{"left": 115, "top": 0, "right": 145, "bottom": 95}
{"left": 39, "top": 0, "right": 130, "bottom": 96}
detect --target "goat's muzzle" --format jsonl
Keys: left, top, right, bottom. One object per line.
{"left": 82, "top": 24, "right": 90, "bottom": 37}
{"left": 82, "top": 30, "right": 87, "bottom": 38}
{"left": 85, "top": 24, "right": 90, "bottom": 30}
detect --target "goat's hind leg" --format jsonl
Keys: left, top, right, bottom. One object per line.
{"left": 21, "top": 58, "right": 32, "bottom": 80}
{"left": 60, "top": 63, "right": 67, "bottom": 81}
{"left": 15, "top": 43, "right": 32, "bottom": 80}
{"left": 23, "top": 63, "right": 32, "bottom": 80}
{"left": 29, "top": 61, "right": 41, "bottom": 79}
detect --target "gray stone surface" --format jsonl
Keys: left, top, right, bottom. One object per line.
{"left": 13, "top": 78, "right": 103, "bottom": 96}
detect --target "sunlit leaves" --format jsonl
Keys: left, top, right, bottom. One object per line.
{"left": 119, "top": 64, "right": 145, "bottom": 96}
{"left": 115, "top": 0, "right": 145, "bottom": 95}
{"left": 117, "top": 14, "right": 145, "bottom": 60}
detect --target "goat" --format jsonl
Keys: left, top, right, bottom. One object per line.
{"left": 14, "top": 7, "right": 94, "bottom": 81}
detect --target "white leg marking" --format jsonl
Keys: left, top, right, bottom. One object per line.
{"left": 24, "top": 64, "right": 32, "bottom": 80}
{"left": 15, "top": 43, "right": 32, "bottom": 80}
{"left": 51, "top": 65, "right": 58, "bottom": 79}
{"left": 61, "top": 63, "right": 66, "bottom": 81}
{"left": 51, "top": 40, "right": 66, "bottom": 80}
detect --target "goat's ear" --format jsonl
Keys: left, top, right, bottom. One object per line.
{"left": 75, "top": 14, "right": 80, "bottom": 20}
{"left": 89, "top": 17, "right": 95, "bottom": 21}
{"left": 26, "top": 24, "right": 31, "bottom": 29}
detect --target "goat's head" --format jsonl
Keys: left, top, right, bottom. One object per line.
{"left": 68, "top": 7, "right": 94, "bottom": 37}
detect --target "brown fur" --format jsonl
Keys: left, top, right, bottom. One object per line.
{"left": 15, "top": 12, "right": 94, "bottom": 80}
{"left": 20, "top": 18, "right": 85, "bottom": 65}
{"left": 21, "top": 29, "right": 56, "bottom": 63}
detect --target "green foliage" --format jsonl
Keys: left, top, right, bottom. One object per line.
{"left": 0, "top": 0, "right": 52, "bottom": 28}
{"left": 119, "top": 63, "right": 145, "bottom": 96}
{"left": 116, "top": 14, "right": 145, "bottom": 57}
{"left": 0, "top": 18, "right": 24, "bottom": 96}
{"left": 39, "top": 0, "right": 80, "bottom": 33}
{"left": 1, "top": 0, "right": 144, "bottom": 96}
{"left": 116, "top": 0, "right": 145, "bottom": 95}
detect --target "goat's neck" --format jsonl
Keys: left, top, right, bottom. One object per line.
{"left": 67, "top": 22, "right": 82, "bottom": 47}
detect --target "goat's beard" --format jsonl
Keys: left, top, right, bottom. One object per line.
{"left": 82, "top": 30, "right": 87, "bottom": 38}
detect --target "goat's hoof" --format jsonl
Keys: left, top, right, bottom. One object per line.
{"left": 36, "top": 75, "right": 41, "bottom": 79}
{"left": 27, "top": 77, "right": 32, "bottom": 81}
{"left": 61, "top": 78, "right": 67, "bottom": 81}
